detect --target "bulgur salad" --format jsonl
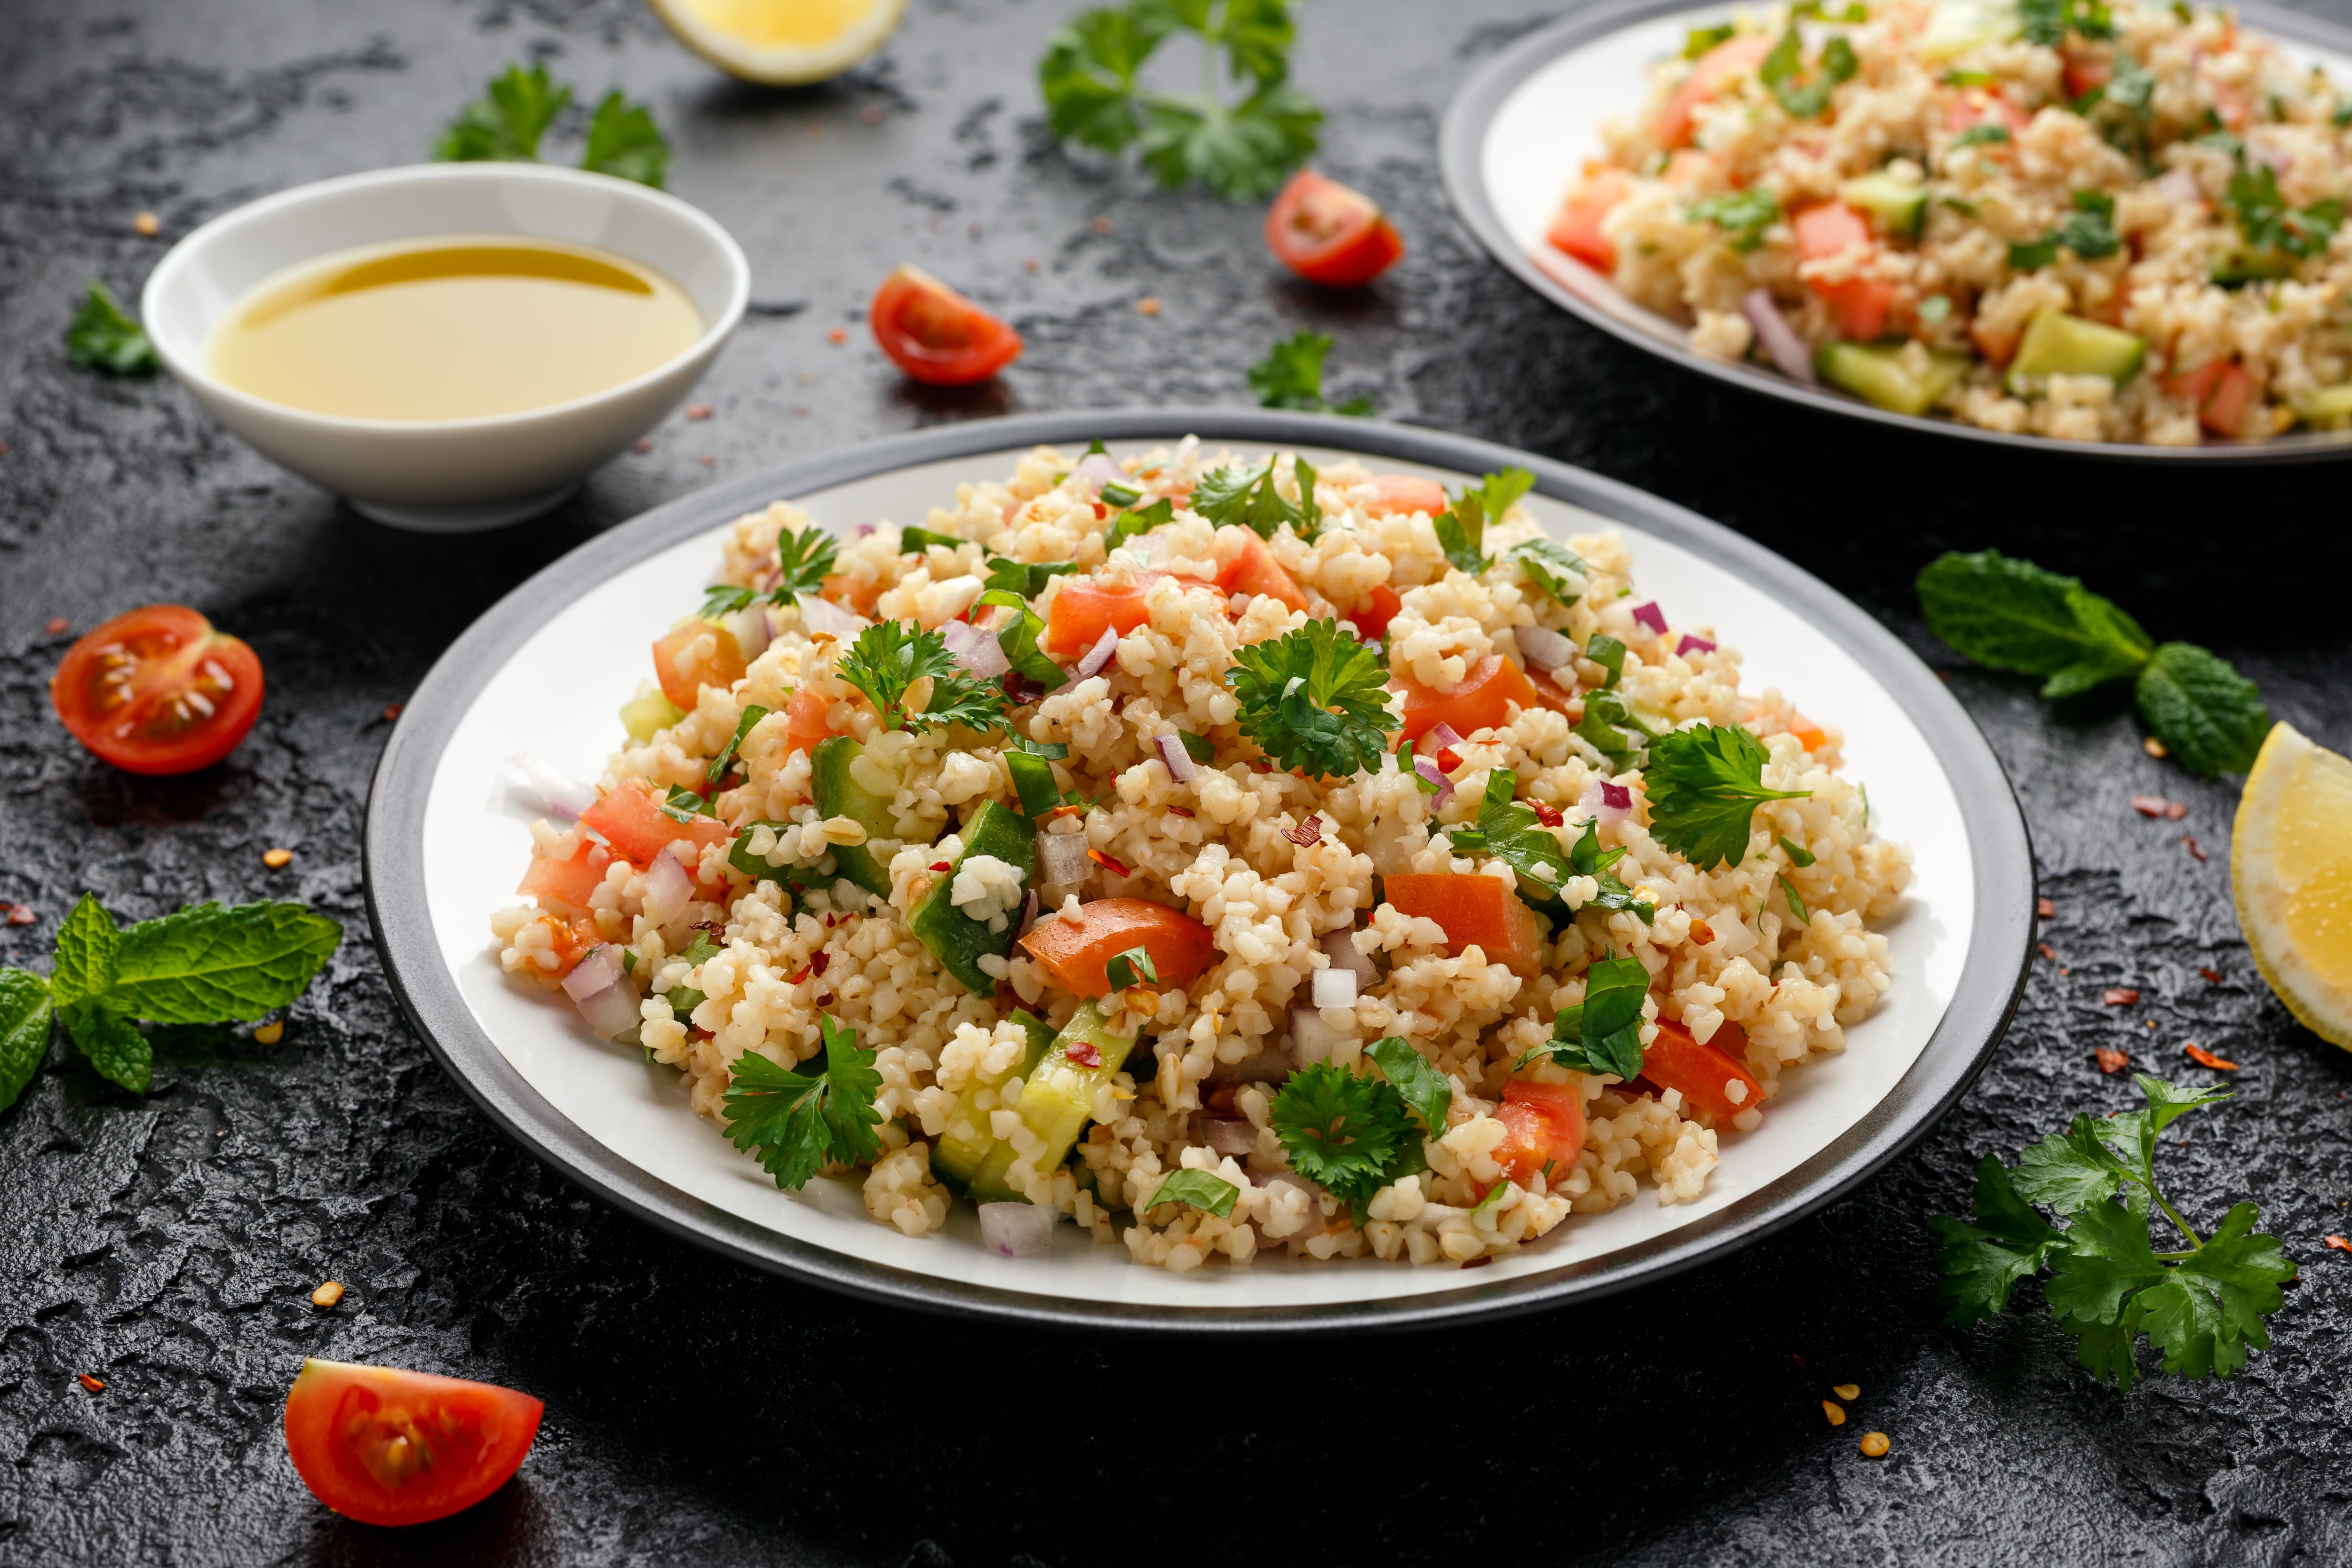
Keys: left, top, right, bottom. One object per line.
{"left": 491, "top": 442, "right": 1911, "bottom": 1272}
{"left": 1548, "top": 0, "right": 2352, "bottom": 443}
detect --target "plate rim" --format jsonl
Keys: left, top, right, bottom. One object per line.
{"left": 362, "top": 407, "right": 2035, "bottom": 1334}
{"left": 1437, "top": 0, "right": 2352, "bottom": 465}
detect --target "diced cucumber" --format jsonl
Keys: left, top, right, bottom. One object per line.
{"left": 965, "top": 1001, "right": 1137, "bottom": 1204}
{"left": 810, "top": 736, "right": 899, "bottom": 896}
{"left": 2293, "top": 383, "right": 2352, "bottom": 430}
{"left": 2005, "top": 310, "right": 2145, "bottom": 388}
{"left": 1840, "top": 171, "right": 1928, "bottom": 238}
{"left": 908, "top": 800, "right": 1038, "bottom": 993}
{"left": 1816, "top": 342, "right": 1972, "bottom": 416}
{"left": 620, "top": 683, "right": 686, "bottom": 743}
{"left": 930, "top": 1008, "right": 1057, "bottom": 1195}
{"left": 1916, "top": 0, "right": 2010, "bottom": 61}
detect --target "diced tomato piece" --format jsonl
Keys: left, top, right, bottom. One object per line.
{"left": 578, "top": 780, "right": 730, "bottom": 867}
{"left": 2211, "top": 81, "right": 2251, "bottom": 131}
{"left": 1784, "top": 711, "right": 1828, "bottom": 752}
{"left": 1827, "top": 277, "right": 1897, "bottom": 341}
{"left": 1216, "top": 532, "right": 1311, "bottom": 611}
{"left": 1656, "top": 34, "right": 1773, "bottom": 147}
{"left": 283, "top": 1358, "right": 543, "bottom": 1527}
{"left": 1494, "top": 1079, "right": 1588, "bottom": 1185}
{"left": 1661, "top": 150, "right": 1718, "bottom": 188}
{"left": 1345, "top": 583, "right": 1404, "bottom": 641}
{"left": 1547, "top": 166, "right": 1634, "bottom": 272}
{"left": 1970, "top": 318, "right": 2021, "bottom": 368}
{"left": 650, "top": 619, "right": 746, "bottom": 711}
{"left": 1644, "top": 1018, "right": 1764, "bottom": 1125}
{"left": 1383, "top": 872, "right": 1546, "bottom": 977}
{"left": 1524, "top": 664, "right": 1579, "bottom": 720}
{"left": 1793, "top": 204, "right": 1893, "bottom": 340}
{"left": 819, "top": 572, "right": 881, "bottom": 616}
{"left": 1396, "top": 655, "right": 1542, "bottom": 745}
{"left": 1366, "top": 474, "right": 1450, "bottom": 517}
{"left": 1946, "top": 88, "right": 2030, "bottom": 135}
{"left": 2061, "top": 52, "right": 2112, "bottom": 100}
{"left": 521, "top": 913, "right": 599, "bottom": 981}
{"left": 1794, "top": 201, "right": 1872, "bottom": 261}
{"left": 1018, "top": 897, "right": 1219, "bottom": 997}
{"left": 781, "top": 684, "right": 836, "bottom": 757}
{"left": 2168, "top": 360, "right": 2256, "bottom": 438}
{"left": 1043, "top": 573, "right": 1169, "bottom": 657}
{"left": 517, "top": 838, "right": 617, "bottom": 918}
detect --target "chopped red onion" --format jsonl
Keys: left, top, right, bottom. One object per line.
{"left": 940, "top": 618, "right": 1010, "bottom": 680}
{"left": 1676, "top": 634, "right": 1716, "bottom": 657}
{"left": 1631, "top": 602, "right": 1668, "bottom": 636}
{"left": 1287, "top": 1002, "right": 1353, "bottom": 1063}
{"left": 1413, "top": 752, "right": 1454, "bottom": 809}
{"left": 561, "top": 944, "right": 641, "bottom": 1042}
{"left": 1154, "top": 732, "right": 1198, "bottom": 784}
{"left": 2156, "top": 166, "right": 2204, "bottom": 206}
{"left": 719, "top": 605, "right": 772, "bottom": 664}
{"left": 1580, "top": 777, "right": 1633, "bottom": 824}
{"left": 1742, "top": 287, "right": 1817, "bottom": 385}
{"left": 502, "top": 754, "right": 596, "bottom": 820}
{"left": 1514, "top": 625, "right": 1576, "bottom": 671}
{"left": 854, "top": 523, "right": 875, "bottom": 538}
{"left": 1069, "top": 452, "right": 1127, "bottom": 494}
{"left": 1014, "top": 888, "right": 1039, "bottom": 940}
{"left": 1310, "top": 967, "right": 1358, "bottom": 1008}
{"left": 1200, "top": 1117, "right": 1257, "bottom": 1156}
{"left": 977, "top": 1201, "right": 1053, "bottom": 1257}
{"left": 643, "top": 850, "right": 696, "bottom": 930}
{"left": 1423, "top": 722, "right": 1465, "bottom": 755}
{"left": 1076, "top": 626, "right": 1119, "bottom": 677}
{"left": 1036, "top": 831, "right": 1092, "bottom": 889}
{"left": 1319, "top": 928, "right": 1378, "bottom": 988}
{"left": 796, "top": 593, "right": 870, "bottom": 641}
{"left": 1205, "top": 1049, "right": 1294, "bottom": 1084}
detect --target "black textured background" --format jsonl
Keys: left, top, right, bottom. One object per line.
{"left": 4, "top": 0, "right": 2350, "bottom": 1563}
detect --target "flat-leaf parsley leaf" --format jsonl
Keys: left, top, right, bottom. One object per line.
{"left": 1227, "top": 619, "right": 1396, "bottom": 779}
{"left": 1268, "top": 1061, "right": 1419, "bottom": 1215}
{"left": 1643, "top": 723, "right": 1810, "bottom": 870}
{"left": 721, "top": 1014, "right": 885, "bottom": 1190}
{"left": 837, "top": 621, "right": 1007, "bottom": 736}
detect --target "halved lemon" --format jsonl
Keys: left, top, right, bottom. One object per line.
{"left": 646, "top": 0, "right": 908, "bottom": 85}
{"left": 2233, "top": 720, "right": 2352, "bottom": 1049}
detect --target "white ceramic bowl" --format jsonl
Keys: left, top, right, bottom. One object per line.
{"left": 142, "top": 163, "right": 750, "bottom": 531}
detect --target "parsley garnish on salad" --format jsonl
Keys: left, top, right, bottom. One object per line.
{"left": 1643, "top": 723, "right": 1812, "bottom": 870}
{"left": 1247, "top": 330, "right": 1373, "bottom": 414}
{"left": 1431, "top": 467, "right": 1535, "bottom": 577}
{"left": 1444, "top": 768, "right": 1576, "bottom": 905}
{"left": 1268, "top": 1061, "right": 1422, "bottom": 1218}
{"left": 702, "top": 526, "right": 840, "bottom": 618}
{"left": 1929, "top": 1075, "right": 2295, "bottom": 1388}
{"left": 1760, "top": 24, "right": 1858, "bottom": 119}
{"left": 837, "top": 621, "right": 1007, "bottom": 736}
{"left": 1144, "top": 1168, "right": 1240, "bottom": 1215}
{"left": 2018, "top": 0, "right": 2116, "bottom": 47}
{"left": 434, "top": 62, "right": 671, "bottom": 188}
{"left": 1508, "top": 537, "right": 1588, "bottom": 607}
{"left": 65, "top": 282, "right": 160, "bottom": 376}
{"left": 706, "top": 704, "right": 769, "bottom": 788}
{"left": 1227, "top": 618, "right": 1395, "bottom": 779}
{"left": 721, "top": 1014, "right": 884, "bottom": 1190}
{"left": 1686, "top": 188, "right": 1782, "bottom": 252}
{"left": 1194, "top": 457, "right": 1317, "bottom": 539}
{"left": 1917, "top": 549, "right": 2268, "bottom": 775}
{"left": 2010, "top": 191, "right": 2121, "bottom": 270}
{"left": 1037, "top": 0, "right": 1321, "bottom": 200}
{"left": 1365, "top": 1035, "right": 1453, "bottom": 1135}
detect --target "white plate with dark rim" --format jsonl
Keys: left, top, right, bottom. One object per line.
{"left": 1438, "top": 0, "right": 2352, "bottom": 464}
{"left": 364, "top": 409, "right": 2034, "bottom": 1333}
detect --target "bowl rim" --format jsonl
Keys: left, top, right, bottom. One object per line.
{"left": 139, "top": 160, "right": 751, "bottom": 435}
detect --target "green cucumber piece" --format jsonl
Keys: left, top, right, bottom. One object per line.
{"left": 1917, "top": 0, "right": 2009, "bottom": 61}
{"left": 1816, "top": 342, "right": 1972, "bottom": 416}
{"left": 966, "top": 1001, "right": 1137, "bottom": 1204}
{"left": 2293, "top": 382, "right": 2352, "bottom": 430}
{"left": 620, "top": 684, "right": 686, "bottom": 743}
{"left": 931, "top": 1008, "right": 1057, "bottom": 1195}
{"left": 1840, "top": 171, "right": 1927, "bottom": 238}
{"left": 810, "top": 736, "right": 899, "bottom": 896}
{"left": 2005, "top": 310, "right": 2145, "bottom": 388}
{"left": 908, "top": 800, "right": 1038, "bottom": 993}
{"left": 1007, "top": 750, "right": 1060, "bottom": 817}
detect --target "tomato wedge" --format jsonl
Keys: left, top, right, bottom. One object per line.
{"left": 2169, "top": 360, "right": 2257, "bottom": 438}
{"left": 284, "top": 1359, "right": 543, "bottom": 1527}
{"left": 517, "top": 837, "right": 617, "bottom": 919}
{"left": 1019, "top": 897, "right": 1218, "bottom": 997}
{"left": 1264, "top": 169, "right": 1406, "bottom": 287}
{"left": 1364, "top": 474, "right": 1448, "bottom": 517}
{"left": 50, "top": 604, "right": 264, "bottom": 776}
{"left": 1643, "top": 1018, "right": 1764, "bottom": 1125}
{"left": 1396, "top": 655, "right": 1541, "bottom": 745}
{"left": 1345, "top": 583, "right": 1404, "bottom": 642}
{"left": 1382, "top": 872, "right": 1545, "bottom": 977}
{"left": 1216, "top": 532, "right": 1311, "bottom": 611}
{"left": 1494, "top": 1079, "right": 1588, "bottom": 1184}
{"left": 1044, "top": 573, "right": 1167, "bottom": 657}
{"left": 650, "top": 618, "right": 746, "bottom": 712}
{"left": 1657, "top": 33, "right": 1773, "bottom": 147}
{"left": 1548, "top": 166, "right": 1634, "bottom": 273}
{"left": 869, "top": 264, "right": 1022, "bottom": 386}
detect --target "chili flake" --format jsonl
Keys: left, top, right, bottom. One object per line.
{"left": 1435, "top": 746, "right": 1464, "bottom": 773}
{"left": 2326, "top": 1235, "right": 2352, "bottom": 1254}
{"left": 2199, "top": 966, "right": 2223, "bottom": 984}
{"left": 1460, "top": 1256, "right": 1492, "bottom": 1270}
{"left": 5, "top": 906, "right": 32, "bottom": 927}
{"left": 2094, "top": 1047, "right": 2130, "bottom": 1074}
{"left": 810, "top": 951, "right": 830, "bottom": 976}
{"left": 1065, "top": 1041, "right": 1103, "bottom": 1069}
{"left": 1049, "top": 804, "right": 1088, "bottom": 821}
{"left": 930, "top": 860, "right": 953, "bottom": 872}
{"left": 1530, "top": 800, "right": 1565, "bottom": 827}
{"left": 815, "top": 992, "right": 834, "bottom": 1006}
{"left": 45, "top": 616, "right": 70, "bottom": 636}
{"left": 2181, "top": 835, "right": 2207, "bottom": 863}
{"left": 2102, "top": 987, "right": 2140, "bottom": 1006}
{"left": 2037, "top": 898, "right": 2056, "bottom": 919}
{"left": 1284, "top": 815, "right": 1324, "bottom": 847}
{"left": 2130, "top": 795, "right": 2187, "bottom": 819}
{"left": 2184, "top": 1042, "right": 2240, "bottom": 1070}
{"left": 383, "top": 703, "right": 405, "bottom": 721}
{"left": 1689, "top": 919, "right": 1715, "bottom": 945}
{"left": 1167, "top": 805, "right": 1196, "bottom": 818}
{"left": 77, "top": 1374, "right": 104, "bottom": 1394}
{"left": 787, "top": 966, "right": 812, "bottom": 984}
{"left": 2039, "top": 943, "right": 2057, "bottom": 961}
{"left": 1089, "top": 848, "right": 1131, "bottom": 878}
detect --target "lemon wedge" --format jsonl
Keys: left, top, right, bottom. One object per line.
{"left": 2233, "top": 720, "right": 2352, "bottom": 1049}
{"left": 646, "top": 0, "right": 908, "bottom": 85}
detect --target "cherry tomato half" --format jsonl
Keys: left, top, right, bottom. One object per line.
{"left": 869, "top": 264, "right": 1022, "bottom": 385}
{"left": 1264, "top": 169, "right": 1405, "bottom": 287}
{"left": 284, "top": 1359, "right": 544, "bottom": 1527}
{"left": 50, "top": 604, "right": 264, "bottom": 776}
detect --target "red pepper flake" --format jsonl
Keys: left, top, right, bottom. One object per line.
{"left": 684, "top": 402, "right": 713, "bottom": 421}
{"left": 824, "top": 913, "right": 837, "bottom": 927}
{"left": 816, "top": 992, "right": 834, "bottom": 1006}
{"left": 2037, "top": 898, "right": 2056, "bottom": 919}
{"left": 1530, "top": 800, "right": 1564, "bottom": 827}
{"left": 383, "top": 702, "right": 405, "bottom": 722}
{"left": 1791, "top": 1353, "right": 1807, "bottom": 1367}
{"left": 1435, "top": 746, "right": 1463, "bottom": 773}
{"left": 77, "top": 1374, "right": 103, "bottom": 1393}
{"left": 2326, "top": 1235, "right": 2352, "bottom": 1255}
{"left": 1089, "top": 848, "right": 1132, "bottom": 878}
{"left": 1689, "top": 919, "right": 1715, "bottom": 945}
{"left": 1167, "top": 805, "right": 1196, "bottom": 818}
{"left": 930, "top": 860, "right": 953, "bottom": 873}
{"left": 1065, "top": 1041, "right": 1104, "bottom": 1069}
{"left": 2039, "top": 942, "right": 2057, "bottom": 961}
{"left": 810, "top": 952, "right": 831, "bottom": 976}
{"left": 45, "top": 616, "right": 70, "bottom": 636}
{"left": 2199, "top": 966, "right": 2222, "bottom": 984}
{"left": 2102, "top": 987, "right": 2140, "bottom": 1006}
{"left": 1284, "top": 815, "right": 1323, "bottom": 847}
{"left": 2181, "top": 835, "right": 2207, "bottom": 863}
{"left": 1247, "top": 757, "right": 1274, "bottom": 774}
{"left": 1460, "top": 1256, "right": 1492, "bottom": 1270}
{"left": 5, "top": 906, "right": 32, "bottom": 927}
{"left": 2184, "top": 1042, "right": 2240, "bottom": 1070}
{"left": 2094, "top": 1046, "right": 2130, "bottom": 1074}
{"left": 1092, "top": 502, "right": 1107, "bottom": 520}
{"left": 827, "top": 326, "right": 848, "bottom": 344}
{"left": 2130, "top": 795, "right": 2173, "bottom": 818}
{"left": 787, "top": 965, "right": 812, "bottom": 984}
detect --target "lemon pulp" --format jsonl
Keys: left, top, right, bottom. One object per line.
{"left": 674, "top": 0, "right": 874, "bottom": 46}
{"left": 2232, "top": 721, "right": 2352, "bottom": 1047}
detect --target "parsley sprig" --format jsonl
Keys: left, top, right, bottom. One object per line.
{"left": 1248, "top": 331, "right": 1373, "bottom": 414}
{"left": 1195, "top": 456, "right": 1320, "bottom": 540}
{"left": 2017, "top": 0, "right": 2114, "bottom": 46}
{"left": 0, "top": 893, "right": 342, "bottom": 1109}
{"left": 702, "top": 526, "right": 841, "bottom": 619}
{"left": 65, "top": 282, "right": 160, "bottom": 376}
{"left": 1444, "top": 769, "right": 1573, "bottom": 904}
{"left": 2009, "top": 191, "right": 2120, "bottom": 271}
{"left": 434, "top": 62, "right": 671, "bottom": 188}
{"left": 1432, "top": 467, "right": 1535, "bottom": 576}
{"left": 1643, "top": 723, "right": 1812, "bottom": 870}
{"left": 1227, "top": 619, "right": 1395, "bottom": 779}
{"left": 1268, "top": 1061, "right": 1423, "bottom": 1220}
{"left": 721, "top": 1015, "right": 885, "bottom": 1190}
{"left": 1038, "top": 0, "right": 1321, "bottom": 200}
{"left": 2216, "top": 161, "right": 2344, "bottom": 283}
{"left": 1929, "top": 1075, "right": 2295, "bottom": 1388}
{"left": 837, "top": 621, "right": 1008, "bottom": 736}
{"left": 1687, "top": 188, "right": 1782, "bottom": 252}
{"left": 1760, "top": 25, "right": 1858, "bottom": 119}
{"left": 1917, "top": 549, "right": 2268, "bottom": 775}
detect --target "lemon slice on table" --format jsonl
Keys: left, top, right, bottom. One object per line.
{"left": 2233, "top": 721, "right": 2352, "bottom": 1049}
{"left": 645, "top": 0, "right": 908, "bottom": 84}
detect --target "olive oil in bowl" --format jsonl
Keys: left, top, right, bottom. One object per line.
{"left": 209, "top": 236, "right": 704, "bottom": 421}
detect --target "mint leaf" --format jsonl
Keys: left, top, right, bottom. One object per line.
{"left": 1144, "top": 1168, "right": 1240, "bottom": 1216}
{"left": 2134, "top": 642, "right": 2268, "bottom": 776}
{"left": 50, "top": 893, "right": 120, "bottom": 1011}
{"left": 1916, "top": 550, "right": 2151, "bottom": 691}
{"left": 2138, "top": 1202, "right": 2296, "bottom": 1379}
{"left": 1365, "top": 1036, "right": 1452, "bottom": 1134}
{"left": 984, "top": 556, "right": 1080, "bottom": 599}
{"left": 2011, "top": 1114, "right": 2137, "bottom": 1216}
{"left": 64, "top": 282, "right": 159, "bottom": 376}
{"left": 1446, "top": 768, "right": 1578, "bottom": 904}
{"left": 1642, "top": 723, "right": 1810, "bottom": 870}
{"left": 1927, "top": 1154, "right": 2060, "bottom": 1325}
{"left": 435, "top": 62, "right": 570, "bottom": 163}
{"left": 62, "top": 1000, "right": 150, "bottom": 1093}
{"left": 1585, "top": 634, "right": 1627, "bottom": 689}
{"left": 103, "top": 902, "right": 342, "bottom": 1025}
{"left": 978, "top": 589, "right": 1070, "bottom": 693}
{"left": 580, "top": 89, "right": 669, "bottom": 188}
{"left": 1522, "top": 952, "right": 1649, "bottom": 1078}
{"left": 1104, "top": 945, "right": 1158, "bottom": 990}
{"left": 0, "top": 970, "right": 54, "bottom": 1114}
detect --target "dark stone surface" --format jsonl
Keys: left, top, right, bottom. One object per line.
{"left": 3, "top": 0, "right": 2351, "bottom": 1561}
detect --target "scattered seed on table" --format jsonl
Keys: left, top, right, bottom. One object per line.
{"left": 2037, "top": 897, "right": 2056, "bottom": 919}
{"left": 263, "top": 847, "right": 293, "bottom": 868}
{"left": 2181, "top": 835, "right": 2207, "bottom": 862}
{"left": 1024, "top": 257, "right": 1041, "bottom": 273}
{"left": 1860, "top": 1432, "right": 1891, "bottom": 1458}
{"left": 383, "top": 703, "right": 404, "bottom": 722}
{"left": 1136, "top": 296, "right": 1161, "bottom": 316}
{"left": 1822, "top": 1400, "right": 1847, "bottom": 1426}
{"left": 1090, "top": 215, "right": 1114, "bottom": 234}
{"left": 6, "top": 906, "right": 32, "bottom": 926}
{"left": 861, "top": 103, "right": 885, "bottom": 125}
{"left": 2104, "top": 987, "right": 2140, "bottom": 1006}
{"left": 2200, "top": 966, "right": 2224, "bottom": 984}
{"left": 634, "top": 438, "right": 653, "bottom": 453}
{"left": 2142, "top": 736, "right": 2168, "bottom": 759}
{"left": 77, "top": 1374, "right": 104, "bottom": 1394}
{"left": 1832, "top": 1383, "right": 1860, "bottom": 1400}
{"left": 826, "top": 327, "right": 847, "bottom": 344}
{"left": 2095, "top": 1047, "right": 2130, "bottom": 1074}
{"left": 684, "top": 403, "right": 712, "bottom": 420}
{"left": 253, "top": 1021, "right": 285, "bottom": 1045}
{"left": 698, "top": 454, "right": 715, "bottom": 467}
{"left": 134, "top": 211, "right": 159, "bottom": 236}
{"left": 46, "top": 616, "right": 70, "bottom": 635}
{"left": 311, "top": 1281, "right": 344, "bottom": 1308}
{"left": 2039, "top": 943, "right": 2057, "bottom": 961}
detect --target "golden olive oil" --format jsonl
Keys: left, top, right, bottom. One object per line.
{"left": 210, "top": 236, "right": 703, "bottom": 420}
